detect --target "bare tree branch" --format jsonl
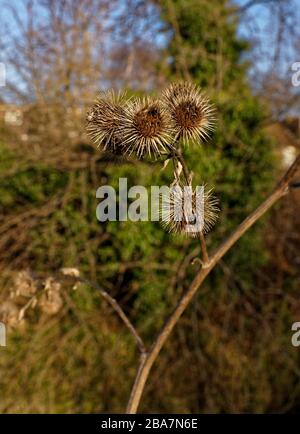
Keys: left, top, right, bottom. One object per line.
{"left": 238, "top": 0, "right": 279, "bottom": 13}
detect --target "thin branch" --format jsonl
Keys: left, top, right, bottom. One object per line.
{"left": 126, "top": 153, "right": 300, "bottom": 413}
{"left": 173, "top": 149, "right": 192, "bottom": 185}
{"left": 199, "top": 232, "right": 209, "bottom": 265}
{"left": 79, "top": 277, "right": 146, "bottom": 354}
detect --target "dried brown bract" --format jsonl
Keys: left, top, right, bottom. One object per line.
{"left": 2, "top": 269, "right": 81, "bottom": 330}
{"left": 39, "top": 277, "right": 63, "bottom": 315}
{"left": 121, "top": 97, "right": 173, "bottom": 158}
{"left": 86, "top": 90, "right": 127, "bottom": 154}
{"left": 59, "top": 267, "right": 80, "bottom": 290}
{"left": 12, "top": 269, "right": 38, "bottom": 298}
{"left": 161, "top": 184, "right": 219, "bottom": 237}
{"left": 0, "top": 301, "right": 19, "bottom": 328}
{"left": 162, "top": 82, "right": 215, "bottom": 145}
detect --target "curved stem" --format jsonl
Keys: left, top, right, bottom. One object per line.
{"left": 80, "top": 278, "right": 146, "bottom": 354}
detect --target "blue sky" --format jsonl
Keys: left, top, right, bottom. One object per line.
{"left": 1, "top": 0, "right": 299, "bottom": 96}
{"left": 235, "top": 0, "right": 300, "bottom": 77}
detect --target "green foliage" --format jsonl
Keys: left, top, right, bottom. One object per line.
{"left": 160, "top": 0, "right": 248, "bottom": 87}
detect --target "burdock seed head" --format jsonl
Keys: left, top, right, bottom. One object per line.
{"left": 121, "top": 97, "right": 173, "bottom": 158}
{"left": 162, "top": 82, "right": 215, "bottom": 145}
{"left": 86, "top": 90, "right": 127, "bottom": 154}
{"left": 161, "top": 183, "right": 219, "bottom": 237}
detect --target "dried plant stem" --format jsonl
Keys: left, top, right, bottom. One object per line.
{"left": 126, "top": 154, "right": 300, "bottom": 414}
{"left": 79, "top": 277, "right": 146, "bottom": 354}
{"left": 172, "top": 148, "right": 210, "bottom": 265}
{"left": 199, "top": 232, "right": 209, "bottom": 265}
{"left": 173, "top": 149, "right": 192, "bottom": 185}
